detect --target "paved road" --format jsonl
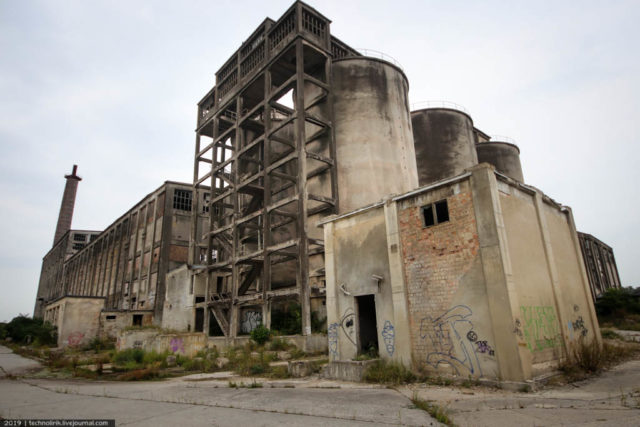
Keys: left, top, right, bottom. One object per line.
{"left": 400, "top": 360, "right": 640, "bottom": 426}
{"left": 0, "top": 345, "right": 440, "bottom": 426}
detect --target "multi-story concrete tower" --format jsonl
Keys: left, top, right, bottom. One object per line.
{"left": 53, "top": 165, "right": 82, "bottom": 245}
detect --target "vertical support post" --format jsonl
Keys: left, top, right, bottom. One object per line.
{"left": 295, "top": 39, "right": 311, "bottom": 336}
{"left": 263, "top": 68, "right": 272, "bottom": 329}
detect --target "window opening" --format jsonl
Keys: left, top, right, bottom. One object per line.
{"left": 132, "top": 314, "right": 143, "bottom": 326}
{"left": 73, "top": 233, "right": 86, "bottom": 242}
{"left": 422, "top": 199, "right": 449, "bottom": 227}
{"left": 173, "top": 189, "right": 193, "bottom": 211}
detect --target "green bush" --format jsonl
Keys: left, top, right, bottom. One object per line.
{"left": 596, "top": 288, "right": 640, "bottom": 331}
{"left": 84, "top": 337, "right": 115, "bottom": 353}
{"left": 113, "top": 348, "right": 144, "bottom": 365}
{"left": 5, "top": 315, "right": 57, "bottom": 346}
{"left": 0, "top": 322, "right": 7, "bottom": 340}
{"left": 250, "top": 325, "right": 271, "bottom": 346}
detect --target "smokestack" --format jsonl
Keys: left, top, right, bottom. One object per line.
{"left": 53, "top": 165, "right": 82, "bottom": 246}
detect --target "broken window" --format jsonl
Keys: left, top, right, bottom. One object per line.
{"left": 202, "top": 192, "right": 210, "bottom": 213}
{"left": 90, "top": 234, "right": 98, "bottom": 242}
{"left": 173, "top": 189, "right": 193, "bottom": 211}
{"left": 106, "top": 315, "right": 116, "bottom": 321}
{"left": 72, "top": 243, "right": 85, "bottom": 250}
{"left": 422, "top": 199, "right": 449, "bottom": 227}
{"left": 73, "top": 233, "right": 86, "bottom": 242}
{"left": 132, "top": 314, "right": 143, "bottom": 326}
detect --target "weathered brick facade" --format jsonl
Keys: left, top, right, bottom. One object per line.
{"left": 397, "top": 185, "right": 480, "bottom": 365}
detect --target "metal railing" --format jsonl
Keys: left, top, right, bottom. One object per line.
{"left": 490, "top": 135, "right": 516, "bottom": 144}
{"left": 410, "top": 100, "right": 469, "bottom": 114}
{"left": 355, "top": 48, "right": 403, "bottom": 70}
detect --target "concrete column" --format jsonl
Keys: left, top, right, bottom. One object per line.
{"left": 383, "top": 200, "right": 412, "bottom": 365}
{"left": 53, "top": 165, "right": 82, "bottom": 246}
{"left": 323, "top": 221, "right": 339, "bottom": 361}
{"left": 563, "top": 206, "right": 603, "bottom": 346}
{"left": 532, "top": 193, "right": 571, "bottom": 358}
{"left": 470, "top": 164, "right": 529, "bottom": 381}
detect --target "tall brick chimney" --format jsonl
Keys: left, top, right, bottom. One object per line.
{"left": 53, "top": 164, "right": 82, "bottom": 246}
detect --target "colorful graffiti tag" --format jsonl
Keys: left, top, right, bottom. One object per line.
{"left": 170, "top": 337, "right": 185, "bottom": 353}
{"left": 66, "top": 332, "right": 84, "bottom": 347}
{"left": 519, "top": 305, "right": 561, "bottom": 352}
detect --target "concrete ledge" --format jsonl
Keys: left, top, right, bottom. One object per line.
{"left": 207, "top": 334, "right": 328, "bottom": 353}
{"left": 320, "top": 360, "right": 378, "bottom": 382}
{"left": 117, "top": 330, "right": 207, "bottom": 357}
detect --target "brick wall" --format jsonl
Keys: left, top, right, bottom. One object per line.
{"left": 398, "top": 187, "right": 479, "bottom": 364}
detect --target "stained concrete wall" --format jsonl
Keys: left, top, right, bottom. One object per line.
{"left": 497, "top": 176, "right": 601, "bottom": 376}
{"left": 324, "top": 207, "right": 396, "bottom": 362}
{"left": 161, "top": 265, "right": 193, "bottom": 331}
{"left": 44, "top": 297, "right": 105, "bottom": 347}
{"left": 322, "top": 164, "right": 600, "bottom": 381}
{"left": 332, "top": 57, "right": 418, "bottom": 213}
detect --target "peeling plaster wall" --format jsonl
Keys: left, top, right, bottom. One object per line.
{"left": 44, "top": 297, "right": 104, "bottom": 347}
{"left": 161, "top": 265, "right": 193, "bottom": 331}
{"left": 397, "top": 180, "right": 498, "bottom": 379}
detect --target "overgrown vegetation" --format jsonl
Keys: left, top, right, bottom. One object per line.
{"left": 411, "top": 393, "right": 456, "bottom": 426}
{"left": 560, "top": 336, "right": 639, "bottom": 381}
{"left": 1, "top": 313, "right": 326, "bottom": 382}
{"left": 3, "top": 315, "right": 57, "bottom": 346}
{"left": 362, "top": 359, "right": 417, "bottom": 384}
{"left": 270, "top": 302, "right": 327, "bottom": 335}
{"left": 596, "top": 288, "right": 640, "bottom": 331}
{"left": 250, "top": 325, "right": 271, "bottom": 345}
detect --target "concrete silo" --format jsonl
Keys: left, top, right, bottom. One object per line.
{"left": 411, "top": 107, "right": 478, "bottom": 186}
{"left": 332, "top": 57, "right": 419, "bottom": 213}
{"left": 476, "top": 140, "right": 524, "bottom": 182}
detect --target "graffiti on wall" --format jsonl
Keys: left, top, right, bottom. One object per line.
{"left": 170, "top": 337, "right": 184, "bottom": 353}
{"left": 520, "top": 305, "right": 561, "bottom": 352}
{"left": 569, "top": 316, "right": 588, "bottom": 339}
{"left": 241, "top": 310, "right": 262, "bottom": 334}
{"left": 340, "top": 308, "right": 356, "bottom": 345}
{"left": 67, "top": 332, "right": 84, "bottom": 347}
{"left": 328, "top": 323, "right": 339, "bottom": 356}
{"left": 381, "top": 321, "right": 395, "bottom": 356}
{"left": 420, "top": 305, "right": 485, "bottom": 376}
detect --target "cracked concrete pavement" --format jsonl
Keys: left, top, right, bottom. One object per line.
{"left": 398, "top": 360, "right": 640, "bottom": 426}
{"left": 2, "top": 344, "right": 640, "bottom": 426}
{"left": 0, "top": 345, "right": 442, "bottom": 426}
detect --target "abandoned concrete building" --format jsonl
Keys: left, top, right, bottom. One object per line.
{"left": 578, "top": 232, "right": 622, "bottom": 300}
{"left": 34, "top": 166, "right": 209, "bottom": 346}
{"left": 35, "top": 1, "right": 622, "bottom": 381}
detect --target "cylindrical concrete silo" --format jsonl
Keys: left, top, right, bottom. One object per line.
{"left": 332, "top": 57, "right": 418, "bottom": 213}
{"left": 476, "top": 141, "right": 524, "bottom": 182}
{"left": 411, "top": 108, "right": 478, "bottom": 186}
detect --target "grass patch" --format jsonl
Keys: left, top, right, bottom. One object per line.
{"left": 560, "top": 337, "right": 639, "bottom": 380}
{"left": 411, "top": 394, "right": 456, "bottom": 426}
{"left": 601, "top": 329, "right": 623, "bottom": 340}
{"left": 362, "top": 359, "right": 417, "bottom": 385}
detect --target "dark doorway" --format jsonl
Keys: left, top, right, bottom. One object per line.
{"left": 195, "top": 308, "right": 204, "bottom": 332}
{"left": 132, "top": 314, "right": 143, "bottom": 326}
{"left": 356, "top": 294, "right": 378, "bottom": 355}
{"left": 209, "top": 309, "right": 224, "bottom": 336}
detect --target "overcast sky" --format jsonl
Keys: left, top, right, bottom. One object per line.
{"left": 1, "top": 0, "right": 638, "bottom": 322}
